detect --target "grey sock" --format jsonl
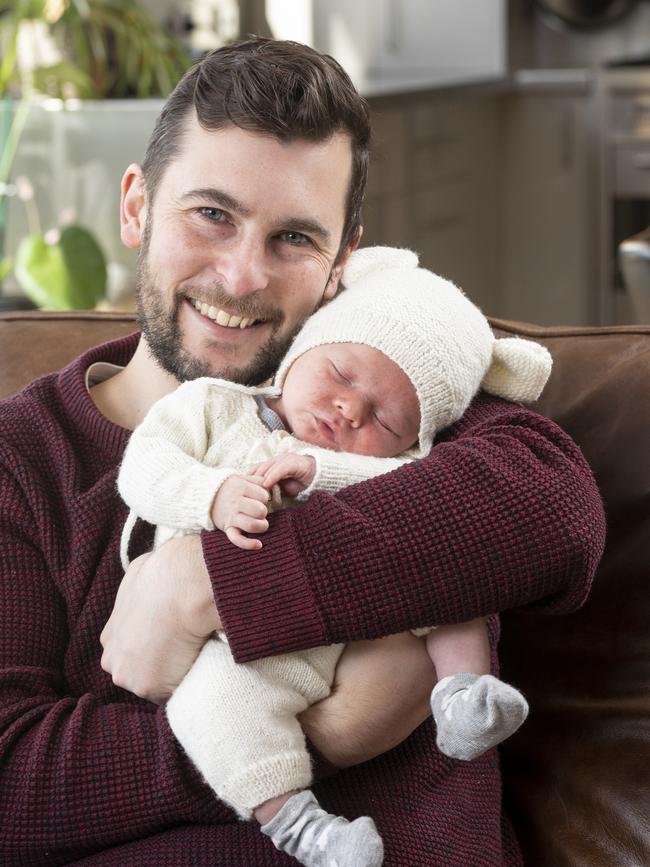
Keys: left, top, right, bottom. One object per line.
{"left": 260, "top": 789, "right": 384, "bottom": 867}
{"left": 430, "top": 672, "right": 529, "bottom": 761}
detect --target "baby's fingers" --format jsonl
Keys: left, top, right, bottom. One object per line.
{"left": 233, "top": 510, "right": 269, "bottom": 535}
{"left": 238, "top": 495, "right": 269, "bottom": 521}
{"left": 241, "top": 476, "right": 272, "bottom": 502}
{"left": 225, "top": 525, "right": 263, "bottom": 550}
{"left": 262, "top": 468, "right": 288, "bottom": 489}
{"left": 247, "top": 461, "right": 274, "bottom": 477}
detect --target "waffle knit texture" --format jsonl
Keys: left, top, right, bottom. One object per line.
{"left": 275, "top": 246, "right": 553, "bottom": 457}
{"left": 0, "top": 333, "right": 605, "bottom": 866}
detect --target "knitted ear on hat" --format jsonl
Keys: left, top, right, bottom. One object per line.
{"left": 481, "top": 337, "right": 552, "bottom": 403}
{"left": 342, "top": 245, "right": 419, "bottom": 287}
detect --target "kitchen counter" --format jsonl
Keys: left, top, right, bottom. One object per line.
{"left": 361, "top": 67, "right": 595, "bottom": 103}
{"left": 359, "top": 69, "right": 507, "bottom": 98}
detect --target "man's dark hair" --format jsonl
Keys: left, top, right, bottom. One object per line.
{"left": 142, "top": 37, "right": 371, "bottom": 258}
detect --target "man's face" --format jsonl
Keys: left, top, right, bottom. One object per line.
{"left": 125, "top": 116, "right": 356, "bottom": 385}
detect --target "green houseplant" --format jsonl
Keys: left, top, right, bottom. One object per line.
{"left": 0, "top": 0, "right": 190, "bottom": 309}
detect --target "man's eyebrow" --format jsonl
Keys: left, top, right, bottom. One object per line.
{"left": 280, "top": 217, "right": 331, "bottom": 244}
{"left": 180, "top": 188, "right": 331, "bottom": 244}
{"left": 180, "top": 188, "right": 252, "bottom": 216}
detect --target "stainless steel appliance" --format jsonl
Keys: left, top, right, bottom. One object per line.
{"left": 533, "top": 0, "right": 638, "bottom": 29}
{"left": 599, "top": 65, "right": 650, "bottom": 322}
{"left": 618, "top": 227, "right": 650, "bottom": 320}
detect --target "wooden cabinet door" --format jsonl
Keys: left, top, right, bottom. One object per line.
{"left": 501, "top": 93, "right": 595, "bottom": 326}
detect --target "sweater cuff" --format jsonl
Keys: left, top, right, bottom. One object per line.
{"left": 201, "top": 512, "right": 329, "bottom": 663}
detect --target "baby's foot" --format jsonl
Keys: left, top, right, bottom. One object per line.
{"left": 430, "top": 672, "right": 529, "bottom": 761}
{"left": 260, "top": 789, "right": 384, "bottom": 867}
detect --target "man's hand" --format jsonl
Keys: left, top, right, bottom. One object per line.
{"left": 100, "top": 534, "right": 220, "bottom": 703}
{"left": 211, "top": 474, "right": 270, "bottom": 550}
{"left": 299, "top": 632, "right": 436, "bottom": 767}
{"left": 249, "top": 453, "right": 317, "bottom": 497}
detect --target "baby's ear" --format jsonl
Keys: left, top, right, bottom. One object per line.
{"left": 482, "top": 338, "right": 552, "bottom": 404}
{"left": 342, "top": 246, "right": 419, "bottom": 288}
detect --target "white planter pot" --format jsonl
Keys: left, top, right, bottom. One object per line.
{"left": 5, "top": 98, "right": 164, "bottom": 297}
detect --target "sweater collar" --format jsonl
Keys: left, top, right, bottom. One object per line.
{"left": 56, "top": 330, "right": 140, "bottom": 458}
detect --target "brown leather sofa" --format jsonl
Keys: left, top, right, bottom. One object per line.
{"left": 0, "top": 310, "right": 648, "bottom": 866}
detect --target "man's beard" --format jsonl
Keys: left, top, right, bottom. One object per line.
{"left": 135, "top": 237, "right": 326, "bottom": 386}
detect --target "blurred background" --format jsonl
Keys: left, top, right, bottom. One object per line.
{"left": 3, "top": 0, "right": 650, "bottom": 325}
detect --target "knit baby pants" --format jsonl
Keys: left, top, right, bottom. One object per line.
{"left": 166, "top": 635, "right": 344, "bottom": 819}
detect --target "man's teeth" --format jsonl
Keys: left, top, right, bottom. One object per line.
{"left": 191, "top": 299, "right": 257, "bottom": 328}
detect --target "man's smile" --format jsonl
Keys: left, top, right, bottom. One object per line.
{"left": 187, "top": 296, "right": 267, "bottom": 329}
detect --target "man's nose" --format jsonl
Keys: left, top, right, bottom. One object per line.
{"left": 217, "top": 235, "right": 270, "bottom": 297}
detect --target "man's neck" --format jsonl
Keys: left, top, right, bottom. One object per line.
{"left": 89, "top": 337, "right": 179, "bottom": 431}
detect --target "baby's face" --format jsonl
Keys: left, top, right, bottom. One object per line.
{"left": 279, "top": 343, "right": 420, "bottom": 457}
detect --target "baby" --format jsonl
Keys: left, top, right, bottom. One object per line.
{"left": 118, "top": 246, "right": 552, "bottom": 867}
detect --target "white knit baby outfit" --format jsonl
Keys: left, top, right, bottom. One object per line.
{"left": 118, "top": 377, "right": 412, "bottom": 817}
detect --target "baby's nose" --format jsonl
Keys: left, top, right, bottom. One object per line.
{"left": 336, "top": 391, "right": 367, "bottom": 427}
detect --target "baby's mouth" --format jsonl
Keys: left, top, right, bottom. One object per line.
{"left": 314, "top": 415, "right": 337, "bottom": 445}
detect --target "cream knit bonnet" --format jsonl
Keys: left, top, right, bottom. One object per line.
{"left": 275, "top": 246, "right": 552, "bottom": 457}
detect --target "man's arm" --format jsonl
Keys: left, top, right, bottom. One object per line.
{"left": 0, "top": 469, "right": 226, "bottom": 865}
{"left": 300, "top": 632, "right": 437, "bottom": 767}
{"left": 103, "top": 396, "right": 604, "bottom": 675}
{"left": 100, "top": 537, "right": 436, "bottom": 769}
{"left": 208, "top": 396, "right": 605, "bottom": 663}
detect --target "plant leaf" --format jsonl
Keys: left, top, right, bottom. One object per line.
{"left": 15, "top": 225, "right": 107, "bottom": 310}
{"left": 0, "top": 255, "right": 14, "bottom": 281}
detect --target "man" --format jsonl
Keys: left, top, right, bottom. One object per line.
{"left": 0, "top": 38, "right": 604, "bottom": 865}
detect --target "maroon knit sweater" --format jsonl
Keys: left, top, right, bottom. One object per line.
{"left": 0, "top": 333, "right": 605, "bottom": 866}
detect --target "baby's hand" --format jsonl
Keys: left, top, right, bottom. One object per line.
{"left": 248, "top": 453, "right": 317, "bottom": 497}
{"left": 211, "top": 474, "right": 270, "bottom": 550}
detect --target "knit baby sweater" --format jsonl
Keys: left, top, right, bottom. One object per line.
{"left": 118, "top": 376, "right": 411, "bottom": 565}
{"left": 0, "top": 333, "right": 606, "bottom": 866}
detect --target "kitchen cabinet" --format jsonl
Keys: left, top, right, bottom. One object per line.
{"left": 500, "top": 90, "right": 596, "bottom": 325}
{"left": 363, "top": 90, "right": 503, "bottom": 315}
{"left": 363, "top": 83, "right": 597, "bottom": 325}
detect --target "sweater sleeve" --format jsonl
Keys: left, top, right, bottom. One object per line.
{"left": 203, "top": 395, "right": 606, "bottom": 663}
{"left": 118, "top": 379, "right": 237, "bottom": 532}
{"left": 0, "top": 457, "right": 228, "bottom": 864}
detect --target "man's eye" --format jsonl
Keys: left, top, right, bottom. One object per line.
{"left": 280, "top": 231, "right": 309, "bottom": 246}
{"left": 199, "top": 207, "right": 226, "bottom": 221}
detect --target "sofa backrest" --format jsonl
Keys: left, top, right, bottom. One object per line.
{"left": 0, "top": 311, "right": 136, "bottom": 400}
{"left": 1, "top": 311, "right": 649, "bottom": 865}
{"left": 492, "top": 318, "right": 650, "bottom": 866}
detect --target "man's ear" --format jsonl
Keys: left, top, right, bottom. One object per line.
{"left": 323, "top": 226, "right": 363, "bottom": 301}
{"left": 120, "top": 163, "right": 147, "bottom": 250}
